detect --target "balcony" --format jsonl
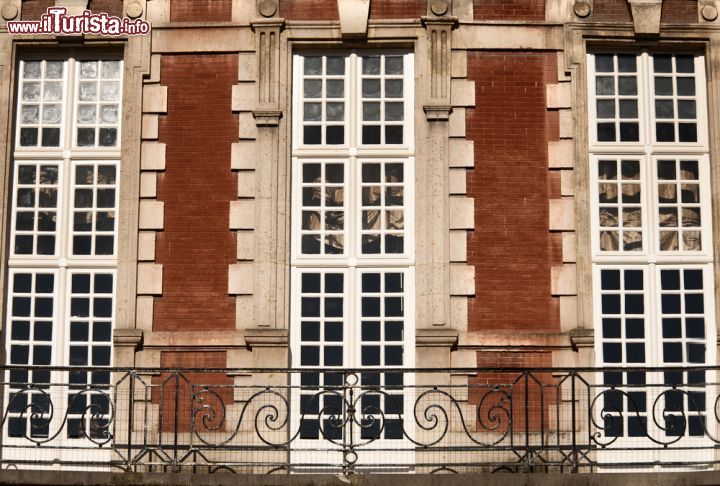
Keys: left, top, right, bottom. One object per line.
{"left": 0, "top": 366, "right": 719, "bottom": 475}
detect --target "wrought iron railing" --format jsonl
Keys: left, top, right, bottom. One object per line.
{"left": 0, "top": 366, "right": 719, "bottom": 473}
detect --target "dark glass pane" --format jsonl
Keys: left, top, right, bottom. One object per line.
{"left": 601, "top": 294, "right": 621, "bottom": 314}
{"left": 619, "top": 123, "right": 639, "bottom": 141}
{"left": 678, "top": 123, "right": 697, "bottom": 142}
{"left": 662, "top": 318, "right": 682, "bottom": 338}
{"left": 301, "top": 273, "right": 320, "bottom": 293}
{"left": 625, "top": 294, "right": 644, "bottom": 314}
{"left": 385, "top": 346, "right": 403, "bottom": 365}
{"left": 601, "top": 270, "right": 620, "bottom": 290}
{"left": 324, "top": 346, "right": 343, "bottom": 366}
{"left": 303, "top": 126, "right": 321, "bottom": 144}
{"left": 300, "top": 346, "right": 320, "bottom": 366}
{"left": 685, "top": 293, "right": 704, "bottom": 314}
{"left": 661, "top": 270, "right": 680, "bottom": 290}
{"left": 385, "top": 125, "right": 403, "bottom": 144}
{"left": 597, "top": 123, "right": 615, "bottom": 141}
{"left": 95, "top": 274, "right": 113, "bottom": 293}
{"left": 626, "top": 318, "right": 644, "bottom": 338}
{"left": 625, "top": 343, "right": 645, "bottom": 363}
{"left": 602, "top": 318, "right": 621, "bottom": 338}
{"left": 661, "top": 294, "right": 681, "bottom": 314}
{"left": 624, "top": 270, "right": 643, "bottom": 290}
{"left": 324, "top": 297, "right": 343, "bottom": 317}
{"left": 325, "top": 322, "right": 343, "bottom": 342}
{"left": 663, "top": 342, "right": 682, "bottom": 363}
{"left": 77, "top": 128, "right": 95, "bottom": 146}
{"left": 301, "top": 297, "right": 320, "bottom": 317}
{"left": 13, "top": 274, "right": 32, "bottom": 293}
{"left": 362, "top": 322, "right": 381, "bottom": 341}
{"left": 361, "top": 346, "right": 380, "bottom": 366}
{"left": 603, "top": 343, "right": 622, "bottom": 363}
{"left": 20, "top": 128, "right": 38, "bottom": 146}
{"left": 98, "top": 128, "right": 117, "bottom": 146}
{"left": 326, "top": 126, "right": 343, "bottom": 145}
{"left": 595, "top": 54, "right": 614, "bottom": 72}
{"left": 362, "top": 126, "right": 381, "bottom": 144}
{"left": 654, "top": 55, "right": 672, "bottom": 73}
{"left": 325, "top": 273, "right": 343, "bottom": 293}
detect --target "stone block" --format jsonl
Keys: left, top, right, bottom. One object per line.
{"left": 139, "top": 200, "right": 164, "bottom": 230}
{"left": 560, "top": 296, "right": 578, "bottom": 330}
{"left": 560, "top": 169, "right": 575, "bottom": 196}
{"left": 140, "top": 142, "right": 166, "bottom": 171}
{"left": 562, "top": 232, "right": 577, "bottom": 263}
{"left": 232, "top": 142, "right": 257, "bottom": 170}
{"left": 551, "top": 264, "right": 577, "bottom": 296}
{"left": 548, "top": 140, "right": 574, "bottom": 169}
{"left": 137, "top": 263, "right": 163, "bottom": 295}
{"left": 559, "top": 109, "right": 573, "bottom": 139}
{"left": 448, "top": 168, "right": 466, "bottom": 195}
{"left": 448, "top": 107, "right": 465, "bottom": 137}
{"left": 136, "top": 296, "right": 154, "bottom": 331}
{"left": 142, "top": 85, "right": 167, "bottom": 113}
{"left": 230, "top": 200, "right": 254, "bottom": 230}
{"left": 449, "top": 296, "right": 468, "bottom": 331}
{"left": 236, "top": 231, "right": 255, "bottom": 260}
{"left": 549, "top": 198, "right": 575, "bottom": 231}
{"left": 450, "top": 264, "right": 475, "bottom": 296}
{"left": 141, "top": 115, "right": 158, "bottom": 140}
{"left": 449, "top": 139, "right": 474, "bottom": 168}
{"left": 139, "top": 172, "right": 156, "bottom": 198}
{"left": 229, "top": 263, "right": 254, "bottom": 295}
{"left": 449, "top": 230, "right": 467, "bottom": 262}
{"left": 238, "top": 52, "right": 256, "bottom": 82}
{"left": 137, "top": 231, "right": 156, "bottom": 261}
{"left": 451, "top": 79, "right": 475, "bottom": 107}
{"left": 238, "top": 112, "right": 258, "bottom": 140}
{"left": 238, "top": 171, "right": 256, "bottom": 198}
{"left": 232, "top": 83, "right": 256, "bottom": 112}
{"left": 451, "top": 50, "right": 467, "bottom": 78}
{"left": 449, "top": 197, "right": 474, "bottom": 229}
{"left": 546, "top": 82, "right": 571, "bottom": 109}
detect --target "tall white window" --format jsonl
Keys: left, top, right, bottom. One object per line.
{"left": 290, "top": 52, "right": 414, "bottom": 467}
{"left": 588, "top": 52, "right": 715, "bottom": 457}
{"left": 5, "top": 56, "right": 122, "bottom": 445}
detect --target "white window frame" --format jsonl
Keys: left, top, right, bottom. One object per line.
{"left": 588, "top": 51, "right": 716, "bottom": 468}
{"left": 4, "top": 54, "right": 122, "bottom": 459}
{"left": 290, "top": 50, "right": 415, "bottom": 471}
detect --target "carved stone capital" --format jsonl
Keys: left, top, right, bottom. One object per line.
{"left": 337, "top": 0, "right": 370, "bottom": 38}
{"left": 55, "top": 0, "right": 89, "bottom": 16}
{"left": 627, "top": 0, "right": 663, "bottom": 35}
{"left": 244, "top": 328, "right": 289, "bottom": 347}
{"left": 424, "top": 105, "right": 453, "bottom": 121}
{"left": 253, "top": 109, "right": 282, "bottom": 126}
{"left": 251, "top": 18, "right": 284, "bottom": 114}
{"left": 113, "top": 328, "right": 144, "bottom": 349}
{"left": 416, "top": 328, "right": 458, "bottom": 347}
{"left": 422, "top": 16, "right": 457, "bottom": 107}
{"left": 569, "top": 327, "right": 594, "bottom": 350}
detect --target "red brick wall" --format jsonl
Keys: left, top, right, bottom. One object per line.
{"left": 473, "top": 0, "right": 545, "bottom": 21}
{"left": 88, "top": 0, "right": 124, "bottom": 17}
{"left": 465, "top": 52, "right": 562, "bottom": 333}
{"left": 593, "top": 0, "right": 632, "bottom": 22}
{"left": 369, "top": 0, "right": 426, "bottom": 19}
{"left": 153, "top": 351, "right": 232, "bottom": 432}
{"left": 661, "top": 0, "right": 697, "bottom": 23}
{"left": 281, "top": 0, "right": 339, "bottom": 20}
{"left": 155, "top": 55, "right": 238, "bottom": 332}
{"left": 20, "top": 0, "right": 53, "bottom": 20}
{"left": 170, "top": 0, "right": 233, "bottom": 22}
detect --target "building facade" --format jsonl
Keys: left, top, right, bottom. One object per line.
{"left": 0, "top": 0, "right": 718, "bottom": 476}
